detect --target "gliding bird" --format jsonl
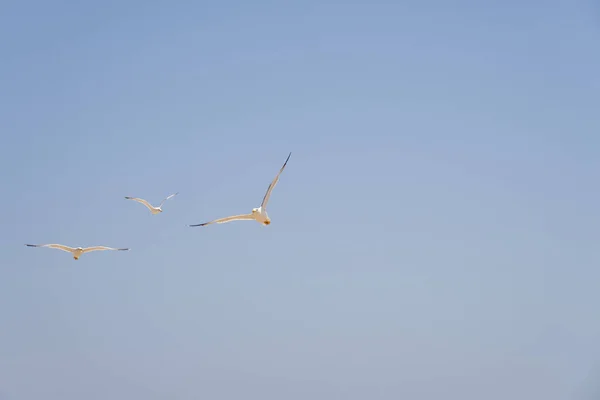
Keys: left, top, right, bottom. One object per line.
{"left": 124, "top": 192, "right": 178, "bottom": 215}
{"left": 188, "top": 152, "right": 291, "bottom": 227}
{"left": 25, "top": 244, "right": 130, "bottom": 260}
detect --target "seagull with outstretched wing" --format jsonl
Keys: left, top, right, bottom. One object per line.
{"left": 125, "top": 192, "right": 178, "bottom": 215}
{"left": 189, "top": 152, "right": 291, "bottom": 227}
{"left": 25, "top": 243, "right": 130, "bottom": 260}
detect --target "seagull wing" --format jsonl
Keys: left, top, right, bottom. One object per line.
{"left": 25, "top": 243, "right": 76, "bottom": 253}
{"left": 159, "top": 192, "right": 178, "bottom": 208}
{"left": 82, "top": 246, "right": 130, "bottom": 254}
{"left": 260, "top": 152, "right": 291, "bottom": 209}
{"left": 188, "top": 214, "right": 254, "bottom": 227}
{"left": 125, "top": 196, "right": 155, "bottom": 211}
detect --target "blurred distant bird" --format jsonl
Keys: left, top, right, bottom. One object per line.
{"left": 124, "top": 192, "right": 178, "bottom": 215}
{"left": 25, "top": 244, "right": 130, "bottom": 260}
{"left": 189, "top": 152, "right": 291, "bottom": 227}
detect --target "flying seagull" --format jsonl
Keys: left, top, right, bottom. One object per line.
{"left": 188, "top": 152, "right": 291, "bottom": 227}
{"left": 124, "top": 192, "right": 178, "bottom": 215}
{"left": 25, "top": 244, "right": 130, "bottom": 260}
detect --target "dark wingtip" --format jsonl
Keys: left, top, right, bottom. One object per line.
{"left": 281, "top": 152, "right": 291, "bottom": 167}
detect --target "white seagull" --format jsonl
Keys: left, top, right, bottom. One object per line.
{"left": 25, "top": 244, "right": 130, "bottom": 260}
{"left": 124, "top": 192, "right": 178, "bottom": 215}
{"left": 188, "top": 152, "right": 291, "bottom": 227}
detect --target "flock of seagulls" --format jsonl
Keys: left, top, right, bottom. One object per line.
{"left": 26, "top": 152, "right": 292, "bottom": 260}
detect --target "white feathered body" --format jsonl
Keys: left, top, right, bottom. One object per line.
{"left": 252, "top": 207, "right": 270, "bottom": 225}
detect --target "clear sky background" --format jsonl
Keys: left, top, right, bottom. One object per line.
{"left": 0, "top": 0, "right": 599, "bottom": 399}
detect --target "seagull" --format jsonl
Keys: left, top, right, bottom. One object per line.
{"left": 25, "top": 244, "right": 130, "bottom": 260}
{"left": 124, "top": 192, "right": 178, "bottom": 215}
{"left": 188, "top": 152, "right": 291, "bottom": 227}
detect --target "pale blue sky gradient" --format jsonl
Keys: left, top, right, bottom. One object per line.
{"left": 1, "top": 1, "right": 599, "bottom": 399}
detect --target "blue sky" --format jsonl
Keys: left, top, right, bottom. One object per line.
{"left": 0, "top": 0, "right": 599, "bottom": 399}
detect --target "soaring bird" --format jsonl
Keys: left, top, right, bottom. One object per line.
{"left": 124, "top": 192, "right": 178, "bottom": 215}
{"left": 189, "top": 152, "right": 291, "bottom": 227}
{"left": 25, "top": 244, "right": 130, "bottom": 260}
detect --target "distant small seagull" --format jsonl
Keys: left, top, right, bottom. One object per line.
{"left": 189, "top": 152, "right": 291, "bottom": 227}
{"left": 124, "top": 192, "right": 178, "bottom": 215}
{"left": 25, "top": 244, "right": 130, "bottom": 260}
